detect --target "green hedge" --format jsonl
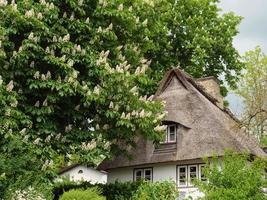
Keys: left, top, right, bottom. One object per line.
{"left": 59, "top": 188, "right": 105, "bottom": 200}
{"left": 53, "top": 180, "right": 178, "bottom": 200}
{"left": 53, "top": 181, "right": 142, "bottom": 200}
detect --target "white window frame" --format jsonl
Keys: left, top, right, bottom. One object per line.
{"left": 162, "top": 124, "right": 177, "bottom": 143}
{"left": 188, "top": 165, "right": 198, "bottom": 186}
{"left": 199, "top": 164, "right": 206, "bottom": 182}
{"left": 144, "top": 169, "right": 152, "bottom": 181}
{"left": 177, "top": 166, "right": 188, "bottom": 187}
{"left": 134, "top": 168, "right": 152, "bottom": 181}
{"left": 134, "top": 169, "right": 143, "bottom": 181}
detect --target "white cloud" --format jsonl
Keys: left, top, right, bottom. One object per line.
{"left": 219, "top": 0, "right": 267, "bottom": 54}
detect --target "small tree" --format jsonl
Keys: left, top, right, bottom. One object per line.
{"left": 196, "top": 151, "right": 267, "bottom": 200}
{"left": 236, "top": 47, "right": 267, "bottom": 144}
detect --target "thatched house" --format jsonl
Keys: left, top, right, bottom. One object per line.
{"left": 99, "top": 68, "right": 266, "bottom": 199}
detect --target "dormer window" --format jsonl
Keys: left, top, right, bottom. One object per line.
{"left": 163, "top": 124, "right": 177, "bottom": 143}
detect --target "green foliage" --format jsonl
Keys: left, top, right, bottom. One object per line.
{"left": 0, "top": 0, "right": 242, "bottom": 197}
{"left": 53, "top": 180, "right": 142, "bottom": 200}
{"left": 196, "top": 151, "right": 267, "bottom": 200}
{"left": 60, "top": 188, "right": 105, "bottom": 200}
{"left": 235, "top": 46, "right": 267, "bottom": 141}
{"left": 132, "top": 180, "right": 178, "bottom": 200}
{"left": 102, "top": 181, "right": 142, "bottom": 200}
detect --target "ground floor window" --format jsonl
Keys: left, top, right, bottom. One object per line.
{"left": 133, "top": 168, "right": 153, "bottom": 181}
{"left": 177, "top": 164, "right": 205, "bottom": 187}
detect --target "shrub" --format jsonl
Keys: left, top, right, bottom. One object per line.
{"left": 195, "top": 151, "right": 267, "bottom": 200}
{"left": 53, "top": 180, "right": 142, "bottom": 200}
{"left": 132, "top": 180, "right": 179, "bottom": 200}
{"left": 59, "top": 188, "right": 105, "bottom": 200}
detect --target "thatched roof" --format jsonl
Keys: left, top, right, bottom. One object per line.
{"left": 99, "top": 68, "right": 266, "bottom": 170}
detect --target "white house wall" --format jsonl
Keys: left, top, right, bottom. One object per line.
{"left": 60, "top": 165, "right": 107, "bottom": 184}
{"left": 106, "top": 160, "right": 211, "bottom": 200}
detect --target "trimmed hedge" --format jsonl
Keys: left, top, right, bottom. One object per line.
{"left": 59, "top": 188, "right": 105, "bottom": 200}
{"left": 53, "top": 181, "right": 142, "bottom": 200}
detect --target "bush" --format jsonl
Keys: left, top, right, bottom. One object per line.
{"left": 53, "top": 180, "right": 142, "bottom": 200}
{"left": 132, "top": 180, "right": 179, "bottom": 200}
{"left": 59, "top": 188, "right": 105, "bottom": 200}
{"left": 195, "top": 151, "right": 267, "bottom": 200}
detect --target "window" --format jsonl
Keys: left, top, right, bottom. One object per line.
{"left": 162, "top": 124, "right": 177, "bottom": 143}
{"left": 177, "top": 164, "right": 205, "bottom": 187}
{"left": 199, "top": 164, "right": 206, "bottom": 182}
{"left": 178, "top": 166, "right": 187, "bottom": 187}
{"left": 134, "top": 168, "right": 152, "bottom": 181}
{"left": 188, "top": 165, "right": 198, "bottom": 186}
{"left": 134, "top": 169, "right": 142, "bottom": 181}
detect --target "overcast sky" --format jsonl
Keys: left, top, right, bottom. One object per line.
{"left": 218, "top": 0, "right": 267, "bottom": 116}
{"left": 219, "top": 0, "right": 267, "bottom": 55}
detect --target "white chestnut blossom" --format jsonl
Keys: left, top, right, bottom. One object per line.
{"left": 42, "top": 98, "right": 48, "bottom": 106}
{"left": 95, "top": 124, "right": 100, "bottom": 130}
{"left": 41, "top": 74, "right": 46, "bottom": 81}
{"left": 19, "top": 128, "right": 26, "bottom": 134}
{"left": 34, "top": 71, "right": 40, "bottom": 79}
{"left": 114, "top": 104, "right": 119, "bottom": 111}
{"left": 121, "top": 112, "right": 125, "bottom": 119}
{"left": 70, "top": 12, "right": 75, "bottom": 21}
{"left": 85, "top": 17, "right": 90, "bottom": 23}
{"left": 46, "top": 71, "right": 51, "bottom": 79}
{"left": 82, "top": 140, "right": 96, "bottom": 151}
{"left": 25, "top": 9, "right": 35, "bottom": 18}
{"left": 116, "top": 45, "right": 123, "bottom": 51}
{"left": 154, "top": 125, "right": 167, "bottom": 132}
{"left": 78, "top": 0, "right": 83, "bottom": 6}
{"left": 0, "top": 76, "right": 3, "bottom": 85}
{"left": 53, "top": 36, "right": 57, "bottom": 42}
{"left": 34, "top": 100, "right": 40, "bottom": 107}
{"left": 107, "top": 23, "right": 113, "bottom": 30}
{"left": 37, "top": 12, "right": 43, "bottom": 19}
{"left": 128, "top": 6, "right": 133, "bottom": 11}
{"left": 0, "top": 0, "right": 7, "bottom": 7}
{"left": 10, "top": 100, "right": 18, "bottom": 107}
{"left": 75, "top": 105, "right": 80, "bottom": 111}
{"left": 6, "top": 80, "right": 14, "bottom": 92}
{"left": 93, "top": 86, "right": 100, "bottom": 95}
{"left": 142, "top": 19, "right": 148, "bottom": 26}
{"left": 97, "top": 26, "right": 103, "bottom": 33}
{"left": 63, "top": 34, "right": 70, "bottom": 42}
{"left": 65, "top": 124, "right": 72, "bottom": 132}
{"left": 103, "top": 124, "right": 109, "bottom": 130}
{"left": 118, "top": 3, "right": 123, "bottom": 11}
{"left": 67, "top": 59, "right": 74, "bottom": 67}
{"left": 109, "top": 101, "right": 114, "bottom": 109}
{"left": 33, "top": 138, "right": 41, "bottom": 145}
{"left": 129, "top": 86, "right": 138, "bottom": 94}
{"left": 30, "top": 61, "right": 35, "bottom": 68}
{"left": 139, "top": 109, "right": 145, "bottom": 118}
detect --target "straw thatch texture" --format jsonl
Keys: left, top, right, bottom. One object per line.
{"left": 99, "top": 68, "right": 266, "bottom": 170}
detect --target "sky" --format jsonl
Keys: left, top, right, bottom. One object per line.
{"left": 218, "top": 0, "right": 267, "bottom": 116}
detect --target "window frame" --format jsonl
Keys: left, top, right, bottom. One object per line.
{"left": 161, "top": 124, "right": 177, "bottom": 144}
{"left": 167, "top": 124, "right": 177, "bottom": 143}
{"left": 199, "top": 164, "right": 206, "bottom": 182}
{"left": 177, "top": 165, "right": 188, "bottom": 187}
{"left": 133, "top": 168, "right": 153, "bottom": 181}
{"left": 188, "top": 165, "right": 198, "bottom": 186}
{"left": 177, "top": 164, "right": 205, "bottom": 188}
